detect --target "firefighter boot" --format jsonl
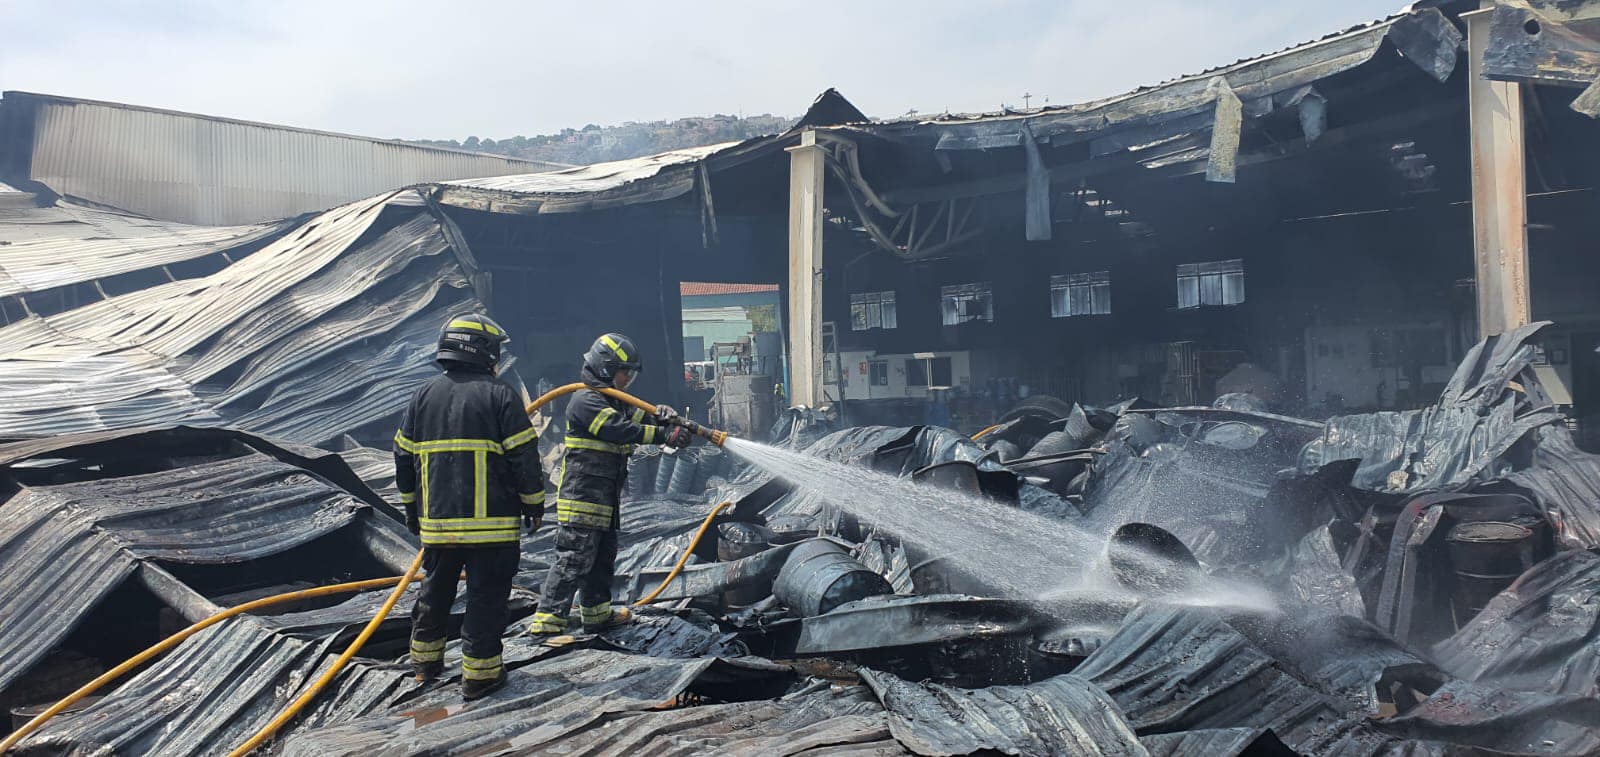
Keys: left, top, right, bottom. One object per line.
{"left": 581, "top": 605, "right": 633, "bottom": 634}
{"left": 461, "top": 668, "right": 507, "bottom": 700}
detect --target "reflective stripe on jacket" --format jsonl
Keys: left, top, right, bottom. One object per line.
{"left": 394, "top": 368, "right": 545, "bottom": 546}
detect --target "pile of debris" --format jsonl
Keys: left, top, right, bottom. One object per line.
{"left": 5, "top": 323, "right": 1600, "bottom": 755}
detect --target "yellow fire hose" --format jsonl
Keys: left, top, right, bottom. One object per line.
{"left": 0, "top": 575, "right": 411, "bottom": 753}
{"left": 0, "top": 382, "right": 733, "bottom": 755}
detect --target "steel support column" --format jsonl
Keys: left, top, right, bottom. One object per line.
{"left": 1467, "top": 7, "right": 1532, "bottom": 338}
{"left": 786, "top": 130, "right": 826, "bottom": 408}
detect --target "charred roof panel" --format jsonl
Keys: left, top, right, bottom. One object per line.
{"left": 0, "top": 203, "right": 295, "bottom": 299}
{"left": 0, "top": 191, "right": 486, "bottom": 446}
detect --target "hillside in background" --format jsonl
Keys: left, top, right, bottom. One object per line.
{"left": 413, "top": 113, "right": 796, "bottom": 166}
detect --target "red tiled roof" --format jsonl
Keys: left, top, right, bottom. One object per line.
{"left": 679, "top": 282, "right": 780, "bottom": 296}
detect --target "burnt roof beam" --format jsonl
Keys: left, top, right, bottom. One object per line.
{"left": 1481, "top": 0, "right": 1600, "bottom": 116}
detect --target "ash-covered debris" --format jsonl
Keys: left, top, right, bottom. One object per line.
{"left": 7, "top": 327, "right": 1600, "bottom": 755}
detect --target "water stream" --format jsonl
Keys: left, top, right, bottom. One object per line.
{"left": 723, "top": 437, "right": 1278, "bottom": 615}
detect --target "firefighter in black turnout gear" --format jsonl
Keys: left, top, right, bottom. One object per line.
{"left": 395, "top": 313, "right": 546, "bottom": 700}
{"left": 528, "top": 333, "right": 692, "bottom": 635}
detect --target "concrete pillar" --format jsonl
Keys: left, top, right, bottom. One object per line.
{"left": 1466, "top": 7, "right": 1531, "bottom": 338}
{"left": 786, "top": 130, "right": 826, "bottom": 407}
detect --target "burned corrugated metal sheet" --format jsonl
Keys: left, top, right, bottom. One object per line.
{"left": 1138, "top": 728, "right": 1294, "bottom": 757}
{"left": 0, "top": 488, "right": 137, "bottom": 696}
{"left": 1, "top": 90, "right": 562, "bottom": 225}
{"left": 1301, "top": 321, "right": 1563, "bottom": 494}
{"left": 28, "top": 454, "right": 367, "bottom": 563}
{"left": 519, "top": 684, "right": 903, "bottom": 756}
{"left": 277, "top": 648, "right": 794, "bottom": 755}
{"left": 0, "top": 433, "right": 399, "bottom": 706}
{"left": 1433, "top": 549, "right": 1600, "bottom": 696}
{"left": 858, "top": 668, "right": 1145, "bottom": 756}
{"left": 1376, "top": 679, "right": 1600, "bottom": 755}
{"left": 1505, "top": 424, "right": 1600, "bottom": 549}
{"left": 0, "top": 202, "right": 295, "bottom": 301}
{"left": 0, "top": 190, "right": 486, "bottom": 446}
{"left": 14, "top": 616, "right": 413, "bottom": 756}
{"left": 1073, "top": 604, "right": 1415, "bottom": 755}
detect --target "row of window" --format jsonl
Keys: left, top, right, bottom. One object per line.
{"left": 849, "top": 259, "right": 1246, "bottom": 331}
{"left": 860, "top": 357, "right": 954, "bottom": 386}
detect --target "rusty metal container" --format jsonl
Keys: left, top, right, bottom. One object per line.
{"left": 775, "top": 539, "right": 893, "bottom": 617}
{"left": 1447, "top": 520, "right": 1536, "bottom": 624}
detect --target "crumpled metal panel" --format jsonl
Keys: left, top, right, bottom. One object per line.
{"left": 278, "top": 648, "right": 792, "bottom": 755}
{"left": 0, "top": 490, "right": 137, "bottom": 695}
{"left": 1300, "top": 322, "right": 1562, "bottom": 495}
{"left": 524, "top": 684, "right": 903, "bottom": 756}
{"left": 0, "top": 202, "right": 294, "bottom": 298}
{"left": 1506, "top": 424, "right": 1600, "bottom": 549}
{"left": 1073, "top": 605, "right": 1413, "bottom": 755}
{"left": 1284, "top": 524, "right": 1366, "bottom": 618}
{"left": 858, "top": 668, "right": 1146, "bottom": 756}
{"left": 15, "top": 616, "right": 411, "bottom": 756}
{"left": 0, "top": 431, "right": 391, "bottom": 702}
{"left": 0, "top": 190, "right": 487, "bottom": 446}
{"left": 1433, "top": 549, "right": 1600, "bottom": 696}
{"left": 1139, "top": 728, "right": 1293, "bottom": 757}
{"left": 1376, "top": 679, "right": 1600, "bottom": 755}
{"left": 28, "top": 453, "right": 367, "bottom": 563}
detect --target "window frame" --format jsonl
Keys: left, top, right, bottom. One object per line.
{"left": 1050, "top": 271, "right": 1112, "bottom": 318}
{"left": 940, "top": 282, "right": 995, "bottom": 325}
{"left": 850, "top": 290, "right": 898, "bottom": 331}
{"left": 1176, "top": 259, "right": 1245, "bottom": 309}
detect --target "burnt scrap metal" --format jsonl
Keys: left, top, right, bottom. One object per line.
{"left": 1482, "top": 0, "right": 1600, "bottom": 116}
{"left": 0, "top": 189, "right": 489, "bottom": 446}
{"left": 5, "top": 328, "right": 1600, "bottom": 755}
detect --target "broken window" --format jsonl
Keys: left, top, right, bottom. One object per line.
{"left": 1050, "top": 272, "right": 1111, "bottom": 317}
{"left": 940, "top": 283, "right": 993, "bottom": 325}
{"left": 850, "top": 291, "right": 898, "bottom": 331}
{"left": 1176, "top": 259, "right": 1245, "bottom": 309}
{"left": 869, "top": 360, "right": 889, "bottom": 386}
{"left": 905, "top": 357, "right": 953, "bottom": 387}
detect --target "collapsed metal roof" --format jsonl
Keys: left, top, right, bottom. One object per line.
{"left": 0, "top": 190, "right": 488, "bottom": 446}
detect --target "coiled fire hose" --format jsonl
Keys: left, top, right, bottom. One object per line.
{"left": 1, "top": 383, "right": 730, "bottom": 756}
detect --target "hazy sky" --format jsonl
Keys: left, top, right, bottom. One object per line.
{"left": 3, "top": 0, "right": 1408, "bottom": 141}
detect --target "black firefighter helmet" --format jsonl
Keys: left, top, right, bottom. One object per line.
{"left": 584, "top": 333, "right": 641, "bottom": 382}
{"left": 437, "top": 313, "right": 509, "bottom": 370}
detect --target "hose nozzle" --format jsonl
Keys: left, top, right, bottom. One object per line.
{"left": 674, "top": 418, "right": 729, "bottom": 447}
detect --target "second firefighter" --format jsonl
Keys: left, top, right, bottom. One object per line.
{"left": 528, "top": 333, "right": 691, "bottom": 635}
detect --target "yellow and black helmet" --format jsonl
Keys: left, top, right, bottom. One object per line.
{"left": 583, "top": 333, "right": 641, "bottom": 381}
{"left": 437, "top": 312, "right": 509, "bottom": 370}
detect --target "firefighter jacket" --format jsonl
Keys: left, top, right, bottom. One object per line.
{"left": 394, "top": 367, "right": 545, "bottom": 546}
{"left": 556, "top": 367, "right": 668, "bottom": 529}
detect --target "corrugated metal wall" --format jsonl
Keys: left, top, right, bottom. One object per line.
{"left": 7, "top": 93, "right": 556, "bottom": 225}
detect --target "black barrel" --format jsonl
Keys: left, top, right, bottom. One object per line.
{"left": 667, "top": 448, "right": 700, "bottom": 494}
{"left": 774, "top": 539, "right": 894, "bottom": 616}
{"left": 910, "top": 460, "right": 981, "bottom": 494}
{"left": 1105, "top": 523, "right": 1199, "bottom": 595}
{"left": 718, "top": 522, "right": 777, "bottom": 606}
{"left": 1447, "top": 521, "right": 1536, "bottom": 624}
{"left": 653, "top": 450, "right": 678, "bottom": 495}
{"left": 717, "top": 522, "right": 776, "bottom": 562}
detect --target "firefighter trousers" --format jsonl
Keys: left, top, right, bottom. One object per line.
{"left": 530, "top": 523, "right": 618, "bottom": 632}
{"left": 409, "top": 545, "right": 519, "bottom": 681}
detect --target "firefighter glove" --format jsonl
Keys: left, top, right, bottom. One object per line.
{"left": 405, "top": 513, "right": 421, "bottom": 536}
{"left": 523, "top": 513, "right": 542, "bottom": 534}
{"left": 654, "top": 404, "right": 681, "bottom": 425}
{"left": 664, "top": 425, "right": 692, "bottom": 449}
